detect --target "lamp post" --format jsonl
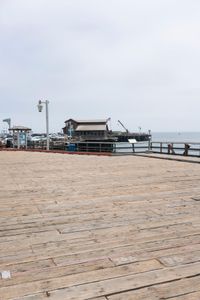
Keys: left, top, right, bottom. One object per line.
{"left": 3, "top": 118, "right": 11, "bottom": 130}
{"left": 37, "top": 100, "right": 50, "bottom": 151}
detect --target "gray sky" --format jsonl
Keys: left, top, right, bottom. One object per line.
{"left": 0, "top": 0, "right": 200, "bottom": 133}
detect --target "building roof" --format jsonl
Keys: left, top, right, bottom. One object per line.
{"left": 76, "top": 124, "right": 107, "bottom": 131}
{"left": 76, "top": 119, "right": 107, "bottom": 123}
{"left": 65, "top": 118, "right": 109, "bottom": 124}
{"left": 9, "top": 126, "right": 32, "bottom": 132}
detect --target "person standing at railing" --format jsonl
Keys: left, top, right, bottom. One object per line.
{"left": 183, "top": 144, "right": 190, "bottom": 156}
{"left": 168, "top": 144, "right": 175, "bottom": 154}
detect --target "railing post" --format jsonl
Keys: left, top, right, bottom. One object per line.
{"left": 148, "top": 130, "right": 151, "bottom": 151}
{"left": 160, "top": 142, "right": 162, "bottom": 153}
{"left": 168, "top": 144, "right": 170, "bottom": 154}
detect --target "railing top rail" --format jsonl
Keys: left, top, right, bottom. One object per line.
{"left": 67, "top": 141, "right": 114, "bottom": 144}
{"left": 151, "top": 141, "right": 200, "bottom": 145}
{"left": 69, "top": 141, "right": 149, "bottom": 145}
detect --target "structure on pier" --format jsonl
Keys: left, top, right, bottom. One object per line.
{"left": 9, "top": 125, "right": 31, "bottom": 149}
{"left": 63, "top": 118, "right": 111, "bottom": 141}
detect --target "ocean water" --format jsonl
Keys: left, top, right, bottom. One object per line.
{"left": 152, "top": 132, "right": 200, "bottom": 143}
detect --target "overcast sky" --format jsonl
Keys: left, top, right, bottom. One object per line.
{"left": 0, "top": 0, "right": 200, "bottom": 133}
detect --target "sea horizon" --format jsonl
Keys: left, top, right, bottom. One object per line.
{"left": 151, "top": 131, "right": 200, "bottom": 143}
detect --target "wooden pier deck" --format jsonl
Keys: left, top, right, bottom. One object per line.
{"left": 0, "top": 151, "right": 200, "bottom": 300}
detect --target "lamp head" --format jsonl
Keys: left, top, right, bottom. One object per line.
{"left": 37, "top": 100, "right": 43, "bottom": 112}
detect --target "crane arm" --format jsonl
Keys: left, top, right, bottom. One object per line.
{"left": 117, "top": 120, "right": 129, "bottom": 133}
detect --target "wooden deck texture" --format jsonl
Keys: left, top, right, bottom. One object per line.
{"left": 0, "top": 151, "right": 200, "bottom": 300}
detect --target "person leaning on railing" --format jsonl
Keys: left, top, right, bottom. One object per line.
{"left": 183, "top": 144, "right": 190, "bottom": 156}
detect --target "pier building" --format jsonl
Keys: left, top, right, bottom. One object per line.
{"left": 63, "top": 118, "right": 110, "bottom": 141}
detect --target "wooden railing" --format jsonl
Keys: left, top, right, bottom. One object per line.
{"left": 151, "top": 142, "right": 200, "bottom": 157}
{"left": 4, "top": 139, "right": 200, "bottom": 157}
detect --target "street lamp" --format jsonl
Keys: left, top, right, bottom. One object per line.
{"left": 37, "top": 100, "right": 50, "bottom": 151}
{"left": 3, "top": 118, "right": 11, "bottom": 130}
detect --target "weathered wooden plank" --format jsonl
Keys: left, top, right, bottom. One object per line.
{"left": 0, "top": 259, "right": 162, "bottom": 299}
{"left": 158, "top": 250, "right": 200, "bottom": 267}
{"left": 168, "top": 291, "right": 200, "bottom": 300}
{"left": 0, "top": 258, "right": 114, "bottom": 288}
{"left": 15, "top": 296, "right": 108, "bottom": 300}
{"left": 89, "top": 298, "right": 107, "bottom": 300}
{"left": 110, "top": 242, "right": 200, "bottom": 266}
{"left": 107, "top": 275, "right": 200, "bottom": 299}
{"left": 8, "top": 262, "right": 200, "bottom": 300}
{"left": 1, "top": 259, "right": 55, "bottom": 274}
{"left": 30, "top": 227, "right": 200, "bottom": 256}
{"left": 1, "top": 230, "right": 200, "bottom": 268}
{"left": 52, "top": 233, "right": 200, "bottom": 267}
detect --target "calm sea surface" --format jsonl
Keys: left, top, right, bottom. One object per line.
{"left": 152, "top": 132, "right": 200, "bottom": 143}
